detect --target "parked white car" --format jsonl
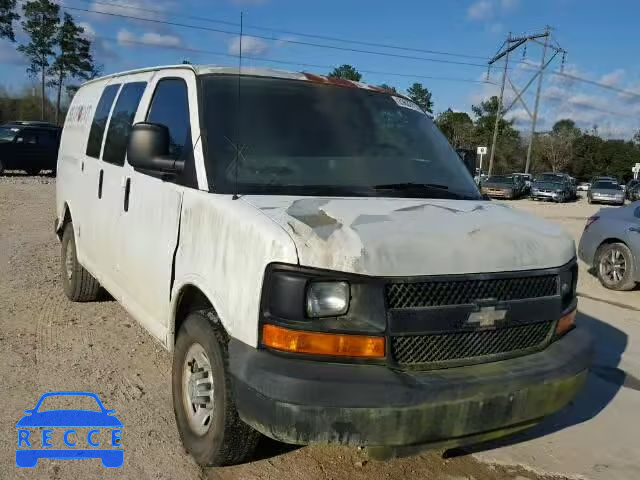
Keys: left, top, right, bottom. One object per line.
{"left": 55, "top": 64, "right": 591, "bottom": 466}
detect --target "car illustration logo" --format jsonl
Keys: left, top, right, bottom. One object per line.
{"left": 15, "top": 391, "right": 123, "bottom": 468}
{"left": 466, "top": 305, "right": 507, "bottom": 327}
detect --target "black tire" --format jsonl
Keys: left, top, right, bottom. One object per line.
{"left": 595, "top": 242, "right": 637, "bottom": 291}
{"left": 61, "top": 222, "right": 101, "bottom": 301}
{"left": 0, "top": 159, "right": 4, "bottom": 175}
{"left": 172, "top": 311, "right": 260, "bottom": 466}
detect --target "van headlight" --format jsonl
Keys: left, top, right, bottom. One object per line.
{"left": 306, "top": 281, "right": 350, "bottom": 317}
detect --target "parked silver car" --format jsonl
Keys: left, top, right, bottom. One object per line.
{"left": 578, "top": 203, "right": 640, "bottom": 290}
{"left": 587, "top": 180, "right": 624, "bottom": 205}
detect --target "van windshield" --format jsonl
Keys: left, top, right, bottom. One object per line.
{"left": 200, "top": 75, "right": 481, "bottom": 200}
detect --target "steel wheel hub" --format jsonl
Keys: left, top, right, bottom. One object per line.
{"left": 601, "top": 249, "right": 626, "bottom": 284}
{"left": 182, "top": 343, "right": 214, "bottom": 436}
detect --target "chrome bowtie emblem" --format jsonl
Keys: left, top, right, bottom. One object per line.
{"left": 467, "top": 305, "right": 507, "bottom": 327}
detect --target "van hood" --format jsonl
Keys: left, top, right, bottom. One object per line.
{"left": 242, "top": 196, "right": 575, "bottom": 277}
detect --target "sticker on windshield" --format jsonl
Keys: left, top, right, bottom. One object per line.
{"left": 392, "top": 96, "right": 425, "bottom": 114}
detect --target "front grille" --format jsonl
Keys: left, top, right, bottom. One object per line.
{"left": 391, "top": 321, "right": 554, "bottom": 366}
{"left": 386, "top": 275, "right": 558, "bottom": 309}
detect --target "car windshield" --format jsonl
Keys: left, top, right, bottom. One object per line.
{"left": 536, "top": 174, "right": 564, "bottom": 182}
{"left": 0, "top": 126, "right": 19, "bottom": 143}
{"left": 200, "top": 75, "right": 481, "bottom": 200}
{"left": 486, "top": 175, "right": 514, "bottom": 184}
{"left": 535, "top": 181, "right": 563, "bottom": 189}
{"left": 593, "top": 181, "right": 621, "bottom": 190}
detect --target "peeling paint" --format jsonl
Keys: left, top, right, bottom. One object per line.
{"left": 243, "top": 196, "right": 576, "bottom": 277}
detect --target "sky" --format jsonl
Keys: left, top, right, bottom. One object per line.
{"left": 2, "top": 0, "right": 640, "bottom": 139}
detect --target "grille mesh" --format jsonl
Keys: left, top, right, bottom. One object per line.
{"left": 386, "top": 275, "right": 558, "bottom": 309}
{"left": 391, "top": 321, "right": 553, "bottom": 365}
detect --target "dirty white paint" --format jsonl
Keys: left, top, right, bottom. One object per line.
{"left": 243, "top": 195, "right": 576, "bottom": 277}
{"left": 171, "top": 191, "right": 298, "bottom": 347}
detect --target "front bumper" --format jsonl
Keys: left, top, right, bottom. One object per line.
{"left": 230, "top": 328, "right": 591, "bottom": 449}
{"left": 531, "top": 191, "right": 560, "bottom": 200}
{"left": 591, "top": 196, "right": 624, "bottom": 204}
{"left": 482, "top": 189, "right": 513, "bottom": 198}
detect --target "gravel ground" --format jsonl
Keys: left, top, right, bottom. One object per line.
{"left": 0, "top": 175, "right": 633, "bottom": 480}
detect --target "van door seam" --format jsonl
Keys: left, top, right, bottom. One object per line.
{"left": 170, "top": 192, "right": 184, "bottom": 300}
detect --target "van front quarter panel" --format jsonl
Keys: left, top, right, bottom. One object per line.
{"left": 171, "top": 190, "right": 299, "bottom": 347}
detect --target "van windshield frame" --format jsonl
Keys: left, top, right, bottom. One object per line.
{"left": 198, "top": 74, "right": 481, "bottom": 200}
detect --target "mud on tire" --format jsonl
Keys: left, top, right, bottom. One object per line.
{"left": 172, "top": 310, "right": 260, "bottom": 466}
{"left": 61, "top": 222, "right": 101, "bottom": 301}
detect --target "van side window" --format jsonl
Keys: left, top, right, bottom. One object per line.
{"left": 86, "top": 84, "right": 120, "bottom": 159}
{"left": 144, "top": 78, "right": 197, "bottom": 187}
{"left": 102, "top": 82, "right": 147, "bottom": 166}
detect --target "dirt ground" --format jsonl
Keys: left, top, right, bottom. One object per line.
{"left": 0, "top": 176, "right": 632, "bottom": 480}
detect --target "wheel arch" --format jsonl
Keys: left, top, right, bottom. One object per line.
{"left": 169, "top": 281, "right": 230, "bottom": 351}
{"left": 55, "top": 202, "right": 72, "bottom": 240}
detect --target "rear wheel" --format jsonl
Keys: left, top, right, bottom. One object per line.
{"left": 172, "top": 311, "right": 260, "bottom": 466}
{"left": 595, "top": 242, "right": 637, "bottom": 291}
{"left": 61, "top": 222, "right": 101, "bottom": 301}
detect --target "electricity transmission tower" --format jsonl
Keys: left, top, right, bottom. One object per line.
{"left": 486, "top": 27, "right": 566, "bottom": 175}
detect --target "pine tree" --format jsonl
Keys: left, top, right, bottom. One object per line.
{"left": 48, "top": 13, "right": 95, "bottom": 124}
{"left": 17, "top": 0, "right": 60, "bottom": 121}
{"left": 0, "top": 0, "right": 19, "bottom": 41}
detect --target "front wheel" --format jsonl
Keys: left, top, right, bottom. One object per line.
{"left": 595, "top": 242, "right": 637, "bottom": 291}
{"left": 172, "top": 311, "right": 260, "bottom": 466}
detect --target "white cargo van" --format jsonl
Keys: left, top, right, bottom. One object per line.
{"left": 56, "top": 64, "right": 591, "bottom": 465}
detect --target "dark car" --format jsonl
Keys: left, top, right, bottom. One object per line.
{"left": 530, "top": 179, "right": 572, "bottom": 202}
{"left": 625, "top": 179, "right": 640, "bottom": 200}
{"left": 629, "top": 184, "right": 640, "bottom": 202}
{"left": 587, "top": 180, "right": 625, "bottom": 205}
{"left": 480, "top": 174, "right": 525, "bottom": 199}
{"left": 0, "top": 122, "right": 61, "bottom": 175}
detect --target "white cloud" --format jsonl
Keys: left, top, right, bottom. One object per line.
{"left": 501, "top": 0, "right": 519, "bottom": 10}
{"left": 116, "top": 29, "right": 181, "bottom": 48}
{"left": 117, "top": 29, "right": 136, "bottom": 44}
{"left": 467, "top": 0, "right": 493, "bottom": 20}
{"left": 90, "top": 0, "right": 170, "bottom": 21}
{"left": 599, "top": 69, "right": 625, "bottom": 87}
{"left": 228, "top": 35, "right": 269, "bottom": 56}
{"left": 78, "top": 22, "right": 96, "bottom": 40}
{"left": 140, "top": 32, "right": 181, "bottom": 47}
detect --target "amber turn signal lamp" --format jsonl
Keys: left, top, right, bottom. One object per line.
{"left": 261, "top": 324, "right": 385, "bottom": 358}
{"left": 556, "top": 309, "right": 577, "bottom": 336}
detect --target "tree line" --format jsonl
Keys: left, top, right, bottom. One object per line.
{"left": 329, "top": 64, "right": 640, "bottom": 182}
{"left": 0, "top": 0, "right": 98, "bottom": 124}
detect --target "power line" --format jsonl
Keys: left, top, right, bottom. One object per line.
{"left": 65, "top": 2, "right": 640, "bottom": 100}
{"left": 65, "top": 6, "right": 491, "bottom": 68}
{"left": 71, "top": 0, "right": 489, "bottom": 60}
{"left": 93, "top": 35, "right": 495, "bottom": 85}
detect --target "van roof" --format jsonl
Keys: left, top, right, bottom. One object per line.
{"left": 81, "top": 64, "right": 407, "bottom": 99}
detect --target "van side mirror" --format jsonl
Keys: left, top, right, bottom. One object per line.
{"left": 127, "top": 122, "right": 184, "bottom": 174}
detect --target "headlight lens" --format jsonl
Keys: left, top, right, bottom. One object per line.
{"left": 306, "top": 281, "right": 350, "bottom": 317}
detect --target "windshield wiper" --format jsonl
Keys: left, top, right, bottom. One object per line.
{"left": 373, "top": 182, "right": 477, "bottom": 200}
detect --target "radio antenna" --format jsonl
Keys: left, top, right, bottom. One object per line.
{"left": 232, "top": 11, "right": 243, "bottom": 200}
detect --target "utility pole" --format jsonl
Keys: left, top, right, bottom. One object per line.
{"left": 488, "top": 34, "right": 511, "bottom": 177}
{"left": 525, "top": 27, "right": 550, "bottom": 174}
{"left": 487, "top": 28, "right": 566, "bottom": 174}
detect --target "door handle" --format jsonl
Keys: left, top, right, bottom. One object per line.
{"left": 123, "top": 177, "right": 131, "bottom": 212}
{"left": 98, "top": 169, "right": 103, "bottom": 199}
